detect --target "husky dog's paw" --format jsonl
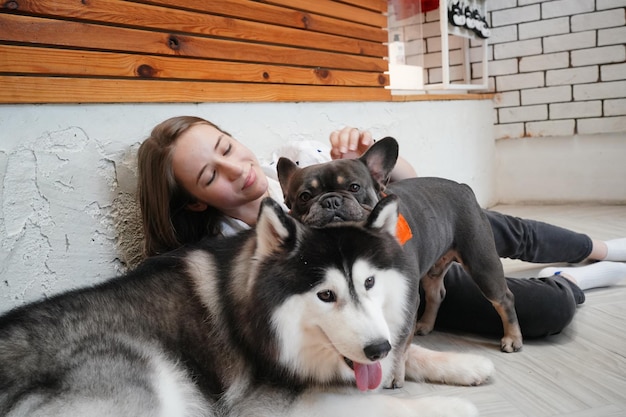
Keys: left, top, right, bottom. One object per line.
{"left": 383, "top": 374, "right": 405, "bottom": 389}
{"left": 445, "top": 353, "right": 495, "bottom": 386}
{"left": 404, "top": 345, "right": 494, "bottom": 387}
{"left": 409, "top": 396, "right": 478, "bottom": 417}
{"left": 383, "top": 360, "right": 406, "bottom": 389}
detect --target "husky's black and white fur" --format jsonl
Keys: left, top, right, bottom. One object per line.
{"left": 0, "top": 198, "right": 492, "bottom": 417}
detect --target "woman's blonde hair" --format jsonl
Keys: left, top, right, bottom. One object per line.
{"left": 137, "top": 116, "right": 227, "bottom": 257}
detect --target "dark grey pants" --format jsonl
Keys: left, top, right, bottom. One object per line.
{"left": 424, "top": 210, "right": 591, "bottom": 339}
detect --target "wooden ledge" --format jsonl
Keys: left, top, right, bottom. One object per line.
{"left": 391, "top": 93, "right": 495, "bottom": 102}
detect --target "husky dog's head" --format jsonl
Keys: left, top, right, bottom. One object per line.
{"left": 277, "top": 137, "right": 399, "bottom": 227}
{"left": 227, "top": 196, "right": 417, "bottom": 392}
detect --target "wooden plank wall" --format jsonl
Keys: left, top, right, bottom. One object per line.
{"left": 0, "top": 0, "right": 391, "bottom": 103}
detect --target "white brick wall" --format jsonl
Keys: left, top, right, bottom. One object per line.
{"left": 492, "top": 5, "right": 540, "bottom": 26}
{"left": 597, "top": 0, "right": 626, "bottom": 9}
{"left": 605, "top": 98, "right": 626, "bottom": 115}
{"left": 574, "top": 80, "right": 626, "bottom": 100}
{"left": 496, "top": 72, "right": 544, "bottom": 91}
{"left": 546, "top": 66, "right": 599, "bottom": 86}
{"left": 519, "top": 52, "right": 569, "bottom": 72}
{"left": 518, "top": 18, "right": 569, "bottom": 39}
{"left": 494, "top": 38, "right": 543, "bottom": 59}
{"left": 602, "top": 62, "right": 626, "bottom": 80}
{"left": 550, "top": 101, "right": 603, "bottom": 119}
{"left": 543, "top": 31, "right": 596, "bottom": 53}
{"left": 542, "top": 0, "right": 595, "bottom": 19}
{"left": 571, "top": 9, "right": 625, "bottom": 31}
{"left": 485, "top": 0, "right": 626, "bottom": 138}
{"left": 526, "top": 119, "right": 576, "bottom": 136}
{"left": 572, "top": 45, "right": 626, "bottom": 66}
{"left": 521, "top": 86, "right": 571, "bottom": 105}
{"left": 387, "top": 0, "right": 625, "bottom": 138}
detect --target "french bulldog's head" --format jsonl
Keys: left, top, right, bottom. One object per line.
{"left": 277, "top": 137, "right": 399, "bottom": 227}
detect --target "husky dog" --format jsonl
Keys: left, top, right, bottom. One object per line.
{"left": 277, "top": 137, "right": 523, "bottom": 353}
{"left": 0, "top": 198, "right": 491, "bottom": 417}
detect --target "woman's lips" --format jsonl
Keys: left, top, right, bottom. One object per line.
{"left": 243, "top": 166, "right": 256, "bottom": 190}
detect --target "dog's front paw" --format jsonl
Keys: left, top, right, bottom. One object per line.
{"left": 501, "top": 335, "right": 523, "bottom": 353}
{"left": 414, "top": 319, "right": 434, "bottom": 336}
{"left": 404, "top": 345, "right": 494, "bottom": 386}
{"left": 447, "top": 354, "right": 495, "bottom": 386}
{"left": 383, "top": 376, "right": 404, "bottom": 389}
{"left": 383, "top": 362, "right": 406, "bottom": 389}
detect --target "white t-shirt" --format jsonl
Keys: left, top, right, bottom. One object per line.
{"left": 217, "top": 177, "right": 286, "bottom": 237}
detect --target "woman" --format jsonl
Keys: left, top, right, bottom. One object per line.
{"left": 138, "top": 116, "right": 626, "bottom": 338}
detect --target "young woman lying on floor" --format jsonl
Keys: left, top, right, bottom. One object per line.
{"left": 137, "top": 117, "right": 626, "bottom": 339}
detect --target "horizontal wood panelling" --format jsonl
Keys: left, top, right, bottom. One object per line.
{"left": 260, "top": 0, "right": 387, "bottom": 27}
{"left": 1, "top": 15, "right": 387, "bottom": 72}
{"left": 340, "top": 0, "right": 388, "bottom": 13}
{"left": 0, "top": 76, "right": 391, "bottom": 103}
{"left": 129, "top": 0, "right": 387, "bottom": 43}
{"left": 8, "top": 0, "right": 387, "bottom": 57}
{"left": 0, "top": 45, "right": 388, "bottom": 87}
{"left": 0, "top": 0, "right": 390, "bottom": 103}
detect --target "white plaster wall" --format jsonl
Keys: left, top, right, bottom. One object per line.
{"left": 0, "top": 100, "right": 495, "bottom": 313}
{"left": 496, "top": 133, "right": 626, "bottom": 204}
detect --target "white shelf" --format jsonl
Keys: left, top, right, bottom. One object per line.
{"left": 387, "top": 0, "right": 490, "bottom": 92}
{"left": 425, "top": 0, "right": 489, "bottom": 90}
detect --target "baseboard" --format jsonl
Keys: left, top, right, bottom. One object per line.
{"left": 495, "top": 133, "right": 626, "bottom": 205}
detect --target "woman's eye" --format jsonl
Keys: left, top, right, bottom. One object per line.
{"left": 205, "top": 170, "right": 216, "bottom": 186}
{"left": 317, "top": 290, "right": 336, "bottom": 303}
{"left": 349, "top": 183, "right": 360, "bottom": 192}
{"left": 223, "top": 143, "right": 232, "bottom": 156}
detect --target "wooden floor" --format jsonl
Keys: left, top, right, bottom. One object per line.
{"left": 396, "top": 204, "right": 626, "bottom": 417}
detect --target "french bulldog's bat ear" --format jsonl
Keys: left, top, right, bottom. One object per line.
{"left": 359, "top": 137, "right": 399, "bottom": 185}
{"left": 277, "top": 157, "right": 299, "bottom": 198}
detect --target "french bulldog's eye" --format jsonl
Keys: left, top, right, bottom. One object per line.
{"left": 317, "top": 290, "right": 336, "bottom": 303}
{"left": 299, "top": 191, "right": 312, "bottom": 202}
{"left": 364, "top": 276, "right": 375, "bottom": 290}
{"left": 349, "top": 184, "right": 360, "bottom": 192}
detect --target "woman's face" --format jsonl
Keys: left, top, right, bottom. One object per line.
{"left": 171, "top": 123, "right": 268, "bottom": 212}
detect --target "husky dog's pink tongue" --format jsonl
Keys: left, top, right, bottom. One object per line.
{"left": 353, "top": 361, "right": 382, "bottom": 391}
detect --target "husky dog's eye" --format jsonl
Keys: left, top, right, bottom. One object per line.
{"left": 349, "top": 183, "right": 360, "bottom": 192}
{"left": 317, "top": 290, "right": 336, "bottom": 303}
{"left": 364, "top": 276, "right": 375, "bottom": 290}
{"left": 299, "top": 191, "right": 312, "bottom": 202}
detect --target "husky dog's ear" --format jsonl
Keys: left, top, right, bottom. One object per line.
{"left": 276, "top": 157, "right": 299, "bottom": 203}
{"left": 255, "top": 197, "right": 298, "bottom": 258}
{"left": 359, "top": 137, "right": 399, "bottom": 186}
{"left": 364, "top": 194, "right": 399, "bottom": 238}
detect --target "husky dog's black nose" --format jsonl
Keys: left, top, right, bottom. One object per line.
{"left": 364, "top": 340, "right": 392, "bottom": 361}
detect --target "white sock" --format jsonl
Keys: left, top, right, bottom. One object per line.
{"left": 604, "top": 237, "right": 626, "bottom": 262}
{"left": 539, "top": 261, "right": 626, "bottom": 290}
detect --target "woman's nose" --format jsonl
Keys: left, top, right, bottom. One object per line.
{"left": 218, "top": 158, "right": 243, "bottom": 179}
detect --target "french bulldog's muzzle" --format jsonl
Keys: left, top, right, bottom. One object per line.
{"left": 304, "top": 191, "right": 372, "bottom": 227}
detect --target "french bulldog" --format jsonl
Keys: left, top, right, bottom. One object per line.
{"left": 277, "top": 137, "right": 522, "bottom": 353}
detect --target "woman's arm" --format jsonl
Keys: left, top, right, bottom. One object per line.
{"left": 329, "top": 127, "right": 417, "bottom": 181}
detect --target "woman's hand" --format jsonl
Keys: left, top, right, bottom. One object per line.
{"left": 328, "top": 126, "right": 418, "bottom": 181}
{"left": 329, "top": 127, "right": 373, "bottom": 160}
